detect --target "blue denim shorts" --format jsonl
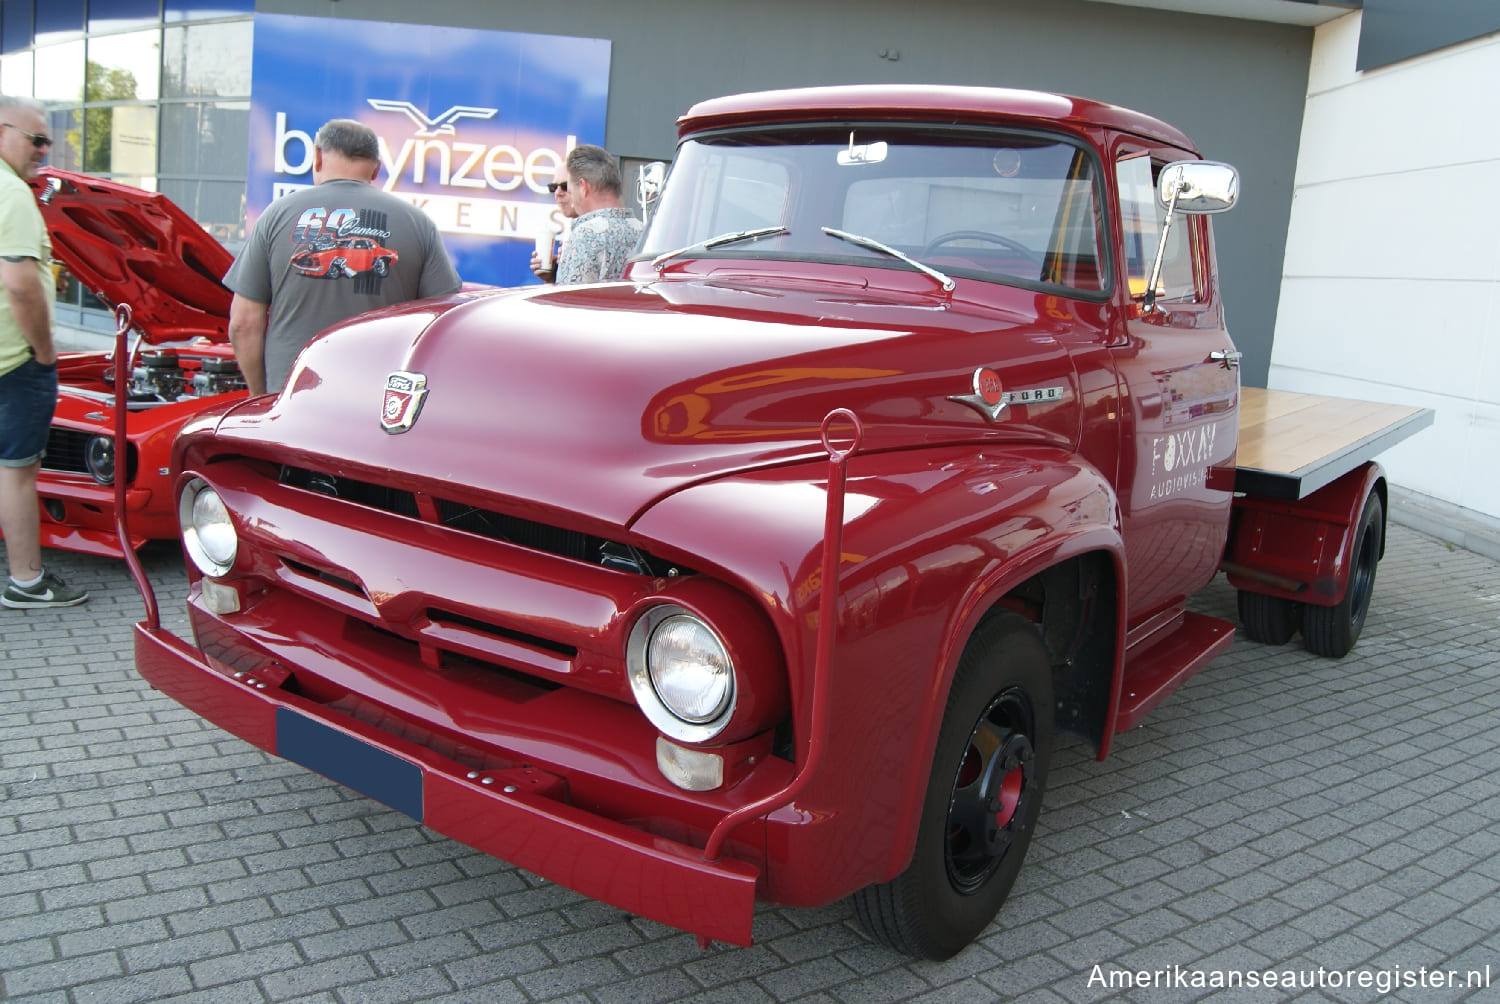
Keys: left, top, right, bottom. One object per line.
{"left": 0, "top": 357, "right": 59, "bottom": 467}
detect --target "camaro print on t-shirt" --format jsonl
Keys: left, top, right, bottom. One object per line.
{"left": 288, "top": 207, "right": 400, "bottom": 294}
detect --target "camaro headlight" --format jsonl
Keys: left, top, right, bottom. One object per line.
{"left": 84, "top": 435, "right": 115, "bottom": 485}
{"left": 179, "top": 477, "right": 237, "bottom": 577}
{"left": 627, "top": 604, "right": 736, "bottom": 742}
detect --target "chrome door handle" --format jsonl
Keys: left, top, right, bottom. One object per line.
{"left": 1210, "top": 350, "right": 1242, "bottom": 370}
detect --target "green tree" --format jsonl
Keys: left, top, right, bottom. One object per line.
{"left": 83, "top": 61, "right": 139, "bottom": 173}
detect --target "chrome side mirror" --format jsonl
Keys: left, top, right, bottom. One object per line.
{"left": 1144, "top": 160, "right": 1239, "bottom": 312}
{"left": 1156, "top": 160, "right": 1239, "bottom": 215}
{"left": 638, "top": 162, "right": 665, "bottom": 223}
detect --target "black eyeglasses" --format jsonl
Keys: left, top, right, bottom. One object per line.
{"left": 547, "top": 181, "right": 568, "bottom": 194}
{"left": 2, "top": 123, "right": 52, "bottom": 150}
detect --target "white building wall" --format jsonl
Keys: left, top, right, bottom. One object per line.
{"left": 1271, "top": 12, "right": 1500, "bottom": 522}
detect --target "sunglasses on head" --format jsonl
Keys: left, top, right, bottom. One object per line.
{"left": 3, "top": 123, "right": 52, "bottom": 150}
{"left": 547, "top": 180, "right": 568, "bottom": 193}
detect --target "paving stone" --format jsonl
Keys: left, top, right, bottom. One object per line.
{"left": 1, "top": 951, "right": 123, "bottom": 997}
{"left": 3, "top": 522, "right": 1497, "bottom": 1002}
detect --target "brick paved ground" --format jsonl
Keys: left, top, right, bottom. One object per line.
{"left": 3, "top": 519, "right": 1498, "bottom": 1003}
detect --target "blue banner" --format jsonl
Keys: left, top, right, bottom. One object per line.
{"left": 246, "top": 13, "right": 610, "bottom": 287}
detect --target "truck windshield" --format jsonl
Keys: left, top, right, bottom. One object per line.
{"left": 639, "top": 126, "right": 1107, "bottom": 294}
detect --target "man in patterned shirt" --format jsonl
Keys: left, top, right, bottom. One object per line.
{"left": 553, "top": 145, "right": 643, "bottom": 284}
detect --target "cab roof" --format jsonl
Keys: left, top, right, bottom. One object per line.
{"left": 678, "top": 84, "right": 1197, "bottom": 153}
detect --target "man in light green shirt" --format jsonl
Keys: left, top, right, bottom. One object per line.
{"left": 0, "top": 96, "right": 87, "bottom": 609}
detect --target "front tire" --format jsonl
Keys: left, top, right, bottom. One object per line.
{"left": 853, "top": 611, "right": 1053, "bottom": 959}
{"left": 1303, "top": 491, "right": 1383, "bottom": 658}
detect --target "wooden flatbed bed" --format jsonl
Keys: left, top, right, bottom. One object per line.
{"left": 1235, "top": 387, "right": 1434, "bottom": 500}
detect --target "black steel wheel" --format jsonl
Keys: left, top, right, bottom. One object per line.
{"left": 1303, "top": 491, "right": 1383, "bottom": 658}
{"left": 852, "top": 611, "right": 1052, "bottom": 959}
{"left": 1237, "top": 589, "right": 1302, "bottom": 646}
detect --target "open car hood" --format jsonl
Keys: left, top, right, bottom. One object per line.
{"left": 31, "top": 169, "right": 233, "bottom": 344}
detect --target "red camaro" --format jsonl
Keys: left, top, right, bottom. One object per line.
{"left": 290, "top": 236, "right": 398, "bottom": 279}
{"left": 10, "top": 170, "right": 246, "bottom": 556}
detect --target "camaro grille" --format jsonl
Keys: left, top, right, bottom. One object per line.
{"left": 277, "top": 465, "right": 691, "bottom": 577}
{"left": 43, "top": 427, "right": 139, "bottom": 482}
{"left": 42, "top": 428, "right": 90, "bottom": 474}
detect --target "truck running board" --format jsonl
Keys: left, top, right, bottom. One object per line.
{"left": 1114, "top": 611, "right": 1235, "bottom": 733}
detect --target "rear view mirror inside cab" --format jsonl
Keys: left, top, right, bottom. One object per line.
{"left": 837, "top": 134, "right": 888, "bottom": 166}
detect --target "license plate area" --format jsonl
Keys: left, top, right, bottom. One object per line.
{"left": 276, "top": 707, "right": 423, "bottom": 820}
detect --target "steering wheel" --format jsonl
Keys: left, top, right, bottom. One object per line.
{"left": 922, "top": 230, "right": 1040, "bottom": 263}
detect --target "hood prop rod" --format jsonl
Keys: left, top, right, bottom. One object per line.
{"left": 112, "top": 303, "right": 160, "bottom": 630}
{"left": 700, "top": 408, "right": 862, "bottom": 871}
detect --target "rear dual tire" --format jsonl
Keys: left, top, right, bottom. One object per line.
{"left": 1303, "top": 492, "right": 1383, "bottom": 658}
{"left": 1236, "top": 490, "right": 1383, "bottom": 659}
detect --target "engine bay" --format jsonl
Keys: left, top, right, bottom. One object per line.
{"left": 128, "top": 346, "right": 247, "bottom": 403}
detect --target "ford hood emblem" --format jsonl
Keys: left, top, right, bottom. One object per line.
{"left": 380, "top": 371, "right": 429, "bottom": 433}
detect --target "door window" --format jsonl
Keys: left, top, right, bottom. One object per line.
{"left": 1116, "top": 152, "right": 1198, "bottom": 303}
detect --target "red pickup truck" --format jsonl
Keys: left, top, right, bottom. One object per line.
{"left": 124, "top": 85, "right": 1430, "bottom": 959}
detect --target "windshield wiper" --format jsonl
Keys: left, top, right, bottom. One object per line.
{"left": 822, "top": 227, "right": 955, "bottom": 292}
{"left": 651, "top": 226, "right": 789, "bottom": 271}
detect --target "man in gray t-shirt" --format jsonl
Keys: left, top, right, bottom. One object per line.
{"left": 224, "top": 118, "right": 460, "bottom": 395}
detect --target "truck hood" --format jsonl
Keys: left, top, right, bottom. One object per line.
{"left": 32, "top": 169, "right": 233, "bottom": 344}
{"left": 215, "top": 273, "right": 1082, "bottom": 528}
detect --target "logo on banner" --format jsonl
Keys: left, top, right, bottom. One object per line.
{"left": 381, "top": 371, "right": 429, "bottom": 433}
{"left": 248, "top": 13, "right": 611, "bottom": 286}
{"left": 367, "top": 99, "right": 499, "bottom": 137}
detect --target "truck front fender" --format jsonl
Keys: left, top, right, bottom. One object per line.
{"left": 630, "top": 444, "right": 1125, "bottom": 902}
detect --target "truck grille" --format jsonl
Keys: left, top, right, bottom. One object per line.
{"left": 277, "top": 465, "right": 691, "bottom": 577}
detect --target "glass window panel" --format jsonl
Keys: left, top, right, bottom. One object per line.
{"left": 84, "top": 103, "right": 157, "bottom": 182}
{"left": 55, "top": 265, "right": 83, "bottom": 308}
{"left": 1116, "top": 153, "right": 1197, "bottom": 302}
{"left": 88, "top": 0, "right": 160, "bottom": 34}
{"left": 51, "top": 264, "right": 112, "bottom": 330}
{"left": 35, "top": 40, "right": 86, "bottom": 102}
{"left": 160, "top": 101, "right": 249, "bottom": 176}
{"left": 165, "top": 0, "right": 255, "bottom": 23}
{"left": 158, "top": 177, "right": 247, "bottom": 246}
{"left": 88, "top": 30, "right": 161, "bottom": 101}
{"left": 2, "top": 0, "right": 34, "bottom": 54}
{"left": 36, "top": 0, "right": 85, "bottom": 44}
{"left": 47, "top": 107, "right": 85, "bottom": 172}
{"left": 1, "top": 52, "right": 33, "bottom": 96}
{"left": 163, "top": 22, "right": 252, "bottom": 99}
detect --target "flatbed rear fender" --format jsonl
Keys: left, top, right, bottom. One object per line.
{"left": 1224, "top": 462, "right": 1386, "bottom": 606}
{"left": 631, "top": 445, "right": 1126, "bottom": 898}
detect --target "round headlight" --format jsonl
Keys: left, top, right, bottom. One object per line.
{"left": 84, "top": 435, "right": 115, "bottom": 485}
{"left": 627, "top": 605, "right": 736, "bottom": 742}
{"left": 178, "top": 478, "right": 237, "bottom": 576}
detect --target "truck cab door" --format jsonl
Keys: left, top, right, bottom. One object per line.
{"left": 1108, "top": 145, "right": 1240, "bottom": 624}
